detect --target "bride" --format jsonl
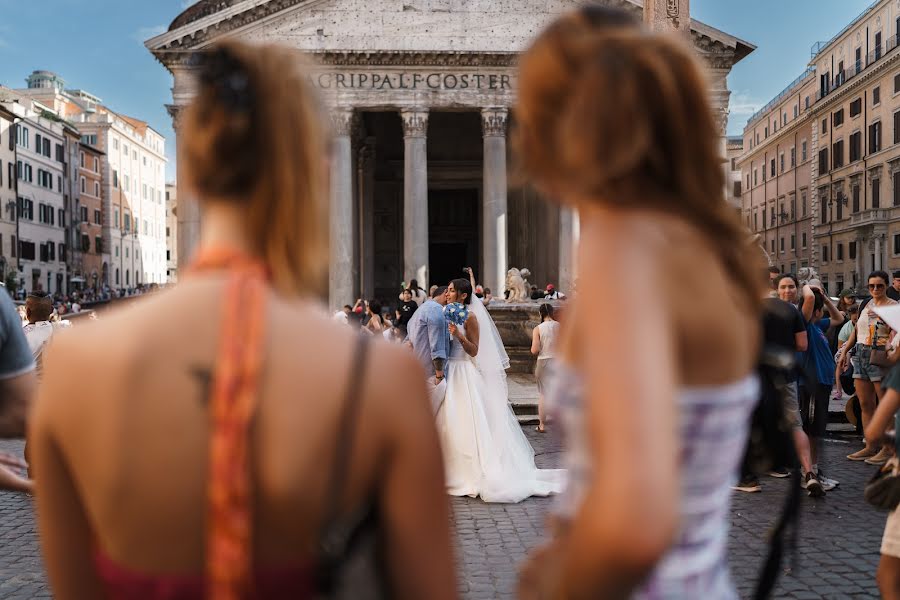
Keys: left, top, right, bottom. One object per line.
{"left": 435, "top": 278, "right": 565, "bottom": 503}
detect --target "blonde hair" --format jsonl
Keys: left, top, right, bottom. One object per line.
{"left": 516, "top": 13, "right": 765, "bottom": 305}
{"left": 181, "top": 40, "right": 328, "bottom": 297}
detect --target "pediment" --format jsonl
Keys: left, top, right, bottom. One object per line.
{"left": 147, "top": 0, "right": 753, "bottom": 65}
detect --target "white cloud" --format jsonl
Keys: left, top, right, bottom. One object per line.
{"left": 729, "top": 91, "right": 765, "bottom": 120}
{"left": 134, "top": 25, "right": 167, "bottom": 43}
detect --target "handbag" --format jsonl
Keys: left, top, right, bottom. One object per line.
{"left": 316, "top": 337, "right": 390, "bottom": 600}
{"left": 864, "top": 412, "right": 900, "bottom": 511}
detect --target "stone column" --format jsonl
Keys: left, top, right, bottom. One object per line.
{"left": 643, "top": 0, "right": 690, "bottom": 37}
{"left": 401, "top": 109, "right": 429, "bottom": 288}
{"left": 166, "top": 104, "right": 201, "bottom": 270}
{"left": 329, "top": 108, "right": 355, "bottom": 310}
{"left": 358, "top": 140, "right": 376, "bottom": 300}
{"left": 482, "top": 108, "right": 509, "bottom": 297}
{"left": 558, "top": 205, "right": 577, "bottom": 296}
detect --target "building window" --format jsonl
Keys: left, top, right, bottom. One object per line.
{"left": 790, "top": 234, "right": 795, "bottom": 251}
{"left": 850, "top": 131, "right": 862, "bottom": 161}
{"left": 822, "top": 245, "right": 829, "bottom": 263}
{"left": 771, "top": 239, "right": 775, "bottom": 253}
{"left": 113, "top": 170, "right": 118, "bottom": 188}
{"left": 850, "top": 98, "right": 862, "bottom": 117}
{"left": 95, "top": 182, "right": 99, "bottom": 197}
{"left": 853, "top": 185, "right": 861, "bottom": 212}
{"left": 780, "top": 154, "right": 785, "bottom": 173}
{"left": 802, "top": 232, "right": 808, "bottom": 248}
{"left": 95, "top": 237, "right": 102, "bottom": 253}
{"left": 895, "top": 170, "right": 900, "bottom": 206}
{"left": 80, "top": 205, "right": 87, "bottom": 222}
{"left": 780, "top": 238, "right": 785, "bottom": 253}
{"left": 805, "top": 96, "right": 810, "bottom": 109}
{"left": 733, "top": 181, "right": 741, "bottom": 197}
{"left": 790, "top": 147, "right": 796, "bottom": 167}
{"left": 94, "top": 209, "right": 101, "bottom": 225}
{"left": 833, "top": 140, "right": 844, "bottom": 169}
{"left": 894, "top": 110, "right": 900, "bottom": 144}
{"left": 871, "top": 121, "right": 883, "bottom": 154}
{"left": 80, "top": 152, "right": 85, "bottom": 168}
{"left": 874, "top": 178, "right": 881, "bottom": 208}
{"left": 754, "top": 169, "right": 758, "bottom": 186}
{"left": 850, "top": 241, "right": 857, "bottom": 259}
{"left": 819, "top": 148, "right": 829, "bottom": 174}
{"left": 114, "top": 207, "right": 119, "bottom": 228}
{"left": 802, "top": 140, "right": 808, "bottom": 161}
{"left": 895, "top": 235, "right": 900, "bottom": 256}
{"left": 834, "top": 110, "right": 844, "bottom": 127}
{"left": 837, "top": 243, "right": 844, "bottom": 260}
{"left": 80, "top": 177, "right": 85, "bottom": 193}
{"left": 875, "top": 86, "right": 882, "bottom": 105}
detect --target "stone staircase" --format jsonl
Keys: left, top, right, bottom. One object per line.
{"left": 508, "top": 373, "right": 540, "bottom": 425}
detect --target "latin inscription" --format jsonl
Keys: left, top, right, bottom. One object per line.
{"left": 311, "top": 72, "right": 514, "bottom": 92}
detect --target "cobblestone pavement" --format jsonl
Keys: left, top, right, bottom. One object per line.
{"left": 0, "top": 433, "right": 887, "bottom": 599}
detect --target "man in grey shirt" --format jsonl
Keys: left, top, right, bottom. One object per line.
{"left": 406, "top": 285, "right": 450, "bottom": 382}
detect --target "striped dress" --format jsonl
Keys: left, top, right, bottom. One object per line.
{"left": 547, "top": 367, "right": 758, "bottom": 599}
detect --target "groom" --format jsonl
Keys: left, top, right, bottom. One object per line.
{"left": 405, "top": 285, "right": 450, "bottom": 413}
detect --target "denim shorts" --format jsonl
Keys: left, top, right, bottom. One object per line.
{"left": 852, "top": 344, "right": 885, "bottom": 383}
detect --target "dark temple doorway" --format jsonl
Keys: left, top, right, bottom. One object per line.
{"left": 429, "top": 189, "right": 479, "bottom": 289}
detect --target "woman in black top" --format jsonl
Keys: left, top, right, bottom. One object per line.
{"left": 396, "top": 289, "right": 419, "bottom": 333}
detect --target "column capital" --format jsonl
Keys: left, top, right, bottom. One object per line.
{"left": 330, "top": 108, "right": 356, "bottom": 137}
{"left": 400, "top": 108, "right": 429, "bottom": 138}
{"left": 165, "top": 104, "right": 186, "bottom": 131}
{"left": 481, "top": 107, "right": 509, "bottom": 137}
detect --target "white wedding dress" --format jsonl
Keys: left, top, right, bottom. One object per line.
{"left": 434, "top": 299, "right": 566, "bottom": 503}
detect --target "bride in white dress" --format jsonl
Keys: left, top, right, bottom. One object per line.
{"left": 435, "top": 278, "right": 565, "bottom": 503}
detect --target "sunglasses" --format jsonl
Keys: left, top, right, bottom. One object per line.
{"left": 869, "top": 284, "right": 886, "bottom": 290}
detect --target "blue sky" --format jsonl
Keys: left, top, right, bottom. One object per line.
{"left": 0, "top": 0, "right": 878, "bottom": 180}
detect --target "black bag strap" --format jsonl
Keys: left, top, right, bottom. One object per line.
{"left": 754, "top": 469, "right": 801, "bottom": 600}
{"left": 322, "top": 335, "right": 370, "bottom": 532}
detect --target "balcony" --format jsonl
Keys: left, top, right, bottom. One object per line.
{"left": 816, "top": 34, "right": 900, "bottom": 101}
{"left": 850, "top": 208, "right": 892, "bottom": 226}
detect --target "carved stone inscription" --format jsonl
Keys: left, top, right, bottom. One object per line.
{"left": 311, "top": 71, "right": 514, "bottom": 91}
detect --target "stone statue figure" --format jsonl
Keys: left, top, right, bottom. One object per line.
{"left": 505, "top": 268, "right": 531, "bottom": 303}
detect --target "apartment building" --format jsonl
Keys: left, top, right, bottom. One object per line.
{"left": 810, "top": 0, "right": 900, "bottom": 293}
{"left": 737, "top": 0, "right": 900, "bottom": 293}
{"left": 726, "top": 136, "right": 744, "bottom": 211}
{"left": 738, "top": 70, "right": 817, "bottom": 276}
{"left": 3, "top": 96, "right": 68, "bottom": 294}
{"left": 0, "top": 105, "right": 17, "bottom": 288}
{"left": 77, "top": 143, "right": 106, "bottom": 290}
{"left": 16, "top": 71, "right": 167, "bottom": 290}
{"left": 165, "top": 182, "right": 177, "bottom": 283}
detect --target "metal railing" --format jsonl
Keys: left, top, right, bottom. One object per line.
{"left": 746, "top": 67, "right": 816, "bottom": 127}
{"left": 810, "top": 0, "right": 883, "bottom": 61}
{"left": 816, "top": 33, "right": 900, "bottom": 101}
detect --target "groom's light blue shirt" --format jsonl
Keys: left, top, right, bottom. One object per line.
{"left": 406, "top": 299, "right": 450, "bottom": 377}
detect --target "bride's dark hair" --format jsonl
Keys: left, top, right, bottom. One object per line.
{"left": 450, "top": 278, "right": 473, "bottom": 305}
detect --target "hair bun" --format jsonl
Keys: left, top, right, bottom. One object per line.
{"left": 194, "top": 47, "right": 255, "bottom": 113}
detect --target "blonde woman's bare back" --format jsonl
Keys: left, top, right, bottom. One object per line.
{"left": 31, "top": 275, "right": 456, "bottom": 599}
{"left": 561, "top": 205, "right": 759, "bottom": 386}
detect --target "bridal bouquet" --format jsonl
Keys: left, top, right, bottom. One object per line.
{"left": 443, "top": 302, "right": 469, "bottom": 326}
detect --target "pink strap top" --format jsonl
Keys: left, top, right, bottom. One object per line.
{"left": 94, "top": 551, "right": 314, "bottom": 599}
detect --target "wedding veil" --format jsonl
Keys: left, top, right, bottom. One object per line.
{"left": 469, "top": 298, "right": 510, "bottom": 376}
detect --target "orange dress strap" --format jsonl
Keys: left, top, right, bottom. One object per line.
{"left": 189, "top": 247, "right": 268, "bottom": 600}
